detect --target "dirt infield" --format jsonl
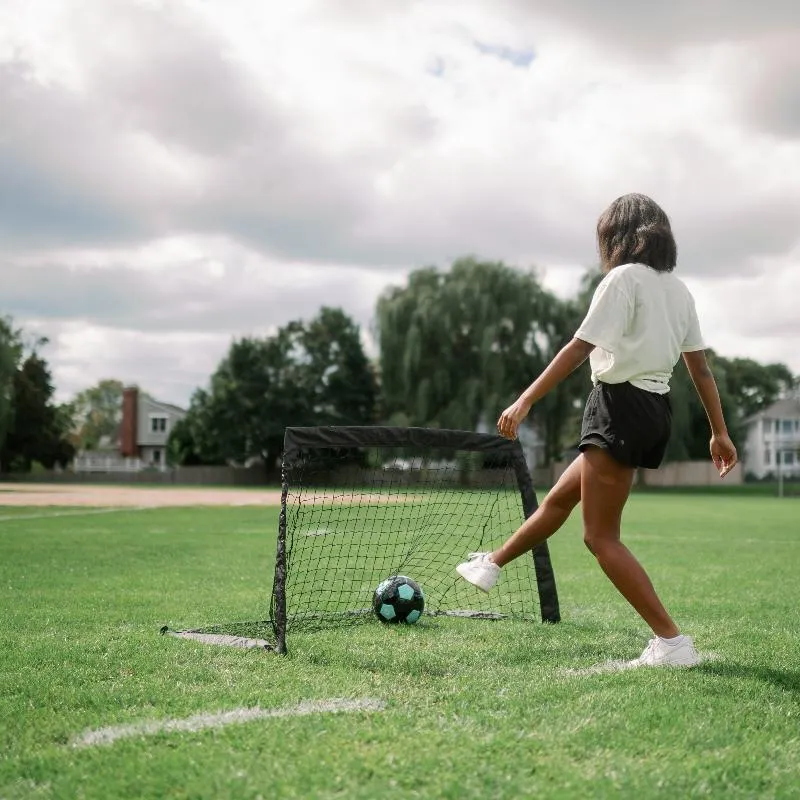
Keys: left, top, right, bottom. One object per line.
{"left": 0, "top": 483, "right": 285, "bottom": 508}
{"left": 0, "top": 484, "right": 423, "bottom": 508}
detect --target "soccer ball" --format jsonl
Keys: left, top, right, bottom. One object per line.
{"left": 372, "top": 575, "right": 425, "bottom": 624}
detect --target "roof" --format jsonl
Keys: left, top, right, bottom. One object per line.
{"left": 744, "top": 395, "right": 800, "bottom": 425}
{"left": 145, "top": 397, "right": 187, "bottom": 415}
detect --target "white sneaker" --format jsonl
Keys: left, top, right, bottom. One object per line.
{"left": 456, "top": 552, "right": 500, "bottom": 592}
{"left": 631, "top": 636, "right": 701, "bottom": 668}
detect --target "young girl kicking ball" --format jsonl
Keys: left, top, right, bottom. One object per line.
{"left": 456, "top": 193, "right": 737, "bottom": 668}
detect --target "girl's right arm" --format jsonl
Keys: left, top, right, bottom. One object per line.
{"left": 682, "top": 350, "right": 738, "bottom": 478}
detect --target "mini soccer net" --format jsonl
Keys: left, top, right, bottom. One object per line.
{"left": 271, "top": 426, "right": 560, "bottom": 653}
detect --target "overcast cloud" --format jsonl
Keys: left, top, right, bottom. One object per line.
{"left": 2, "top": 0, "right": 799, "bottom": 406}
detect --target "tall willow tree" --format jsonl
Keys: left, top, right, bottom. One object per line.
{"left": 376, "top": 258, "right": 581, "bottom": 461}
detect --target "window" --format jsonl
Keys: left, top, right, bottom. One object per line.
{"left": 783, "top": 450, "right": 795, "bottom": 466}
{"left": 782, "top": 419, "right": 793, "bottom": 434}
{"left": 150, "top": 416, "right": 168, "bottom": 433}
{"left": 153, "top": 449, "right": 162, "bottom": 464}
{"left": 764, "top": 449, "right": 771, "bottom": 465}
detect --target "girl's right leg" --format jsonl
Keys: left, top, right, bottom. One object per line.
{"left": 456, "top": 455, "right": 582, "bottom": 590}
{"left": 491, "top": 455, "right": 583, "bottom": 567}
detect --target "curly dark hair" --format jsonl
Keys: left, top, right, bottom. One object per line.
{"left": 596, "top": 193, "right": 677, "bottom": 273}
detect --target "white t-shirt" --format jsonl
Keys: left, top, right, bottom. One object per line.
{"left": 575, "top": 263, "right": 705, "bottom": 394}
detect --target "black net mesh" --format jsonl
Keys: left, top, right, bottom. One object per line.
{"left": 270, "top": 427, "right": 559, "bottom": 649}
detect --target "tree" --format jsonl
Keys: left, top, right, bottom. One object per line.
{"left": 170, "top": 307, "right": 377, "bottom": 477}
{"left": 660, "top": 349, "right": 743, "bottom": 462}
{"left": 376, "top": 258, "right": 583, "bottom": 461}
{"left": 69, "top": 379, "right": 126, "bottom": 451}
{"left": 1, "top": 346, "right": 75, "bottom": 472}
{"left": 0, "top": 316, "right": 23, "bottom": 459}
{"left": 717, "top": 357, "right": 796, "bottom": 421}
{"left": 166, "top": 409, "right": 221, "bottom": 467}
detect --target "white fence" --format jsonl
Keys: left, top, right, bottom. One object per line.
{"left": 72, "top": 455, "right": 165, "bottom": 473}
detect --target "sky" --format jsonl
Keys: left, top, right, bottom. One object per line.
{"left": 2, "top": 0, "right": 799, "bottom": 407}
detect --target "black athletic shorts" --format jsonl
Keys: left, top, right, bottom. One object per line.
{"left": 578, "top": 381, "right": 672, "bottom": 469}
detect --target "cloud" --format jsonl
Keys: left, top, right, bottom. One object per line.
{"left": 498, "top": 0, "right": 800, "bottom": 56}
{"left": 731, "top": 34, "right": 800, "bottom": 138}
{"left": 6, "top": 238, "right": 399, "bottom": 335}
{"left": 1, "top": 0, "right": 800, "bottom": 406}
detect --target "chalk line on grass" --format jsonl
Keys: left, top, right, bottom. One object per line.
{"left": 302, "top": 527, "right": 331, "bottom": 537}
{"left": 0, "top": 506, "right": 150, "bottom": 523}
{"left": 71, "top": 698, "right": 386, "bottom": 749}
{"left": 164, "top": 630, "right": 273, "bottom": 650}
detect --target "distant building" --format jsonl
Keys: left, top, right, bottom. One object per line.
{"left": 120, "top": 387, "right": 187, "bottom": 468}
{"left": 74, "top": 387, "right": 187, "bottom": 473}
{"left": 742, "top": 396, "right": 800, "bottom": 479}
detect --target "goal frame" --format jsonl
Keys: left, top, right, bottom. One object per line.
{"left": 271, "top": 425, "right": 561, "bottom": 654}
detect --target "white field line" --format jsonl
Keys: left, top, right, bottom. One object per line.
{"left": 562, "top": 651, "right": 721, "bottom": 677}
{"left": 167, "top": 631, "right": 272, "bottom": 649}
{"left": 0, "top": 507, "right": 151, "bottom": 523}
{"left": 71, "top": 697, "right": 386, "bottom": 749}
{"left": 302, "top": 527, "right": 331, "bottom": 537}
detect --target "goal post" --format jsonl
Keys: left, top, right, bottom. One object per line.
{"left": 271, "top": 425, "right": 560, "bottom": 654}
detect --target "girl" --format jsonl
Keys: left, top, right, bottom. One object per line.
{"left": 456, "top": 193, "right": 737, "bottom": 668}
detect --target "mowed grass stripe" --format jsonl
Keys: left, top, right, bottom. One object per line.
{"left": 0, "top": 496, "right": 798, "bottom": 799}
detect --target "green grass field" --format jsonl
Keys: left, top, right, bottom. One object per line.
{"left": 1, "top": 494, "right": 799, "bottom": 799}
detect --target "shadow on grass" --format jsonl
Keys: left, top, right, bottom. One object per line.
{"left": 698, "top": 661, "right": 800, "bottom": 695}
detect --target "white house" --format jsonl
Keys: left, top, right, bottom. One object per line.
{"left": 73, "top": 387, "right": 187, "bottom": 473}
{"left": 743, "top": 396, "right": 800, "bottom": 479}
{"left": 120, "top": 387, "right": 187, "bottom": 468}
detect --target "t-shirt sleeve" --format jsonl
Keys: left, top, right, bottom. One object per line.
{"left": 681, "top": 295, "right": 705, "bottom": 352}
{"left": 574, "top": 273, "right": 633, "bottom": 352}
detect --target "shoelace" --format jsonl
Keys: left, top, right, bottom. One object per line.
{"left": 639, "top": 638, "right": 659, "bottom": 662}
{"left": 467, "top": 552, "right": 489, "bottom": 561}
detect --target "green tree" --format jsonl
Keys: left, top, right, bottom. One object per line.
{"left": 166, "top": 410, "right": 220, "bottom": 467}
{"left": 171, "top": 307, "right": 377, "bottom": 476}
{"left": 718, "top": 357, "right": 796, "bottom": 421}
{"left": 69, "top": 379, "right": 126, "bottom": 450}
{"left": 0, "top": 316, "right": 23, "bottom": 459}
{"left": 376, "top": 258, "right": 583, "bottom": 462}
{"left": 662, "top": 349, "right": 742, "bottom": 462}
{"left": 1, "top": 346, "right": 75, "bottom": 471}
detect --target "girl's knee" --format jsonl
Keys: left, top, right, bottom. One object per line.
{"left": 583, "top": 530, "right": 619, "bottom": 556}
{"left": 543, "top": 487, "right": 580, "bottom": 516}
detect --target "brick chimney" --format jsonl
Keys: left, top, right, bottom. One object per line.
{"left": 120, "top": 386, "right": 139, "bottom": 457}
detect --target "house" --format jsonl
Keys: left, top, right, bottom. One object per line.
{"left": 119, "top": 387, "right": 187, "bottom": 469}
{"left": 743, "top": 395, "right": 800, "bottom": 479}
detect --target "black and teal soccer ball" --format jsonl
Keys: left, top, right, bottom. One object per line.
{"left": 373, "top": 575, "right": 425, "bottom": 624}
